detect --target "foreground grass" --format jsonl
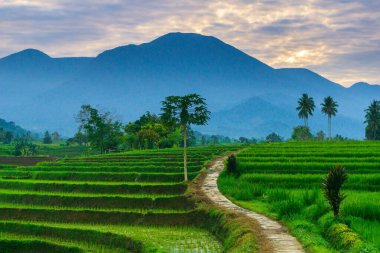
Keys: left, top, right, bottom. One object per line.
{"left": 0, "top": 145, "right": 244, "bottom": 252}
{"left": 0, "top": 220, "right": 222, "bottom": 253}
{"left": 219, "top": 142, "right": 380, "bottom": 253}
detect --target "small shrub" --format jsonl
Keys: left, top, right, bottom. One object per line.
{"left": 326, "top": 223, "right": 362, "bottom": 250}
{"left": 226, "top": 154, "right": 239, "bottom": 176}
{"left": 323, "top": 165, "right": 348, "bottom": 217}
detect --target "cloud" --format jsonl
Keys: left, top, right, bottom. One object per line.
{"left": 0, "top": 0, "right": 379, "bottom": 86}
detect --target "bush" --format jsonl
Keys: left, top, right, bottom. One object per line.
{"left": 291, "top": 126, "right": 313, "bottom": 141}
{"left": 226, "top": 154, "right": 239, "bottom": 176}
{"left": 323, "top": 166, "right": 348, "bottom": 217}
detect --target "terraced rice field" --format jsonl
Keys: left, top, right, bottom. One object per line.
{"left": 0, "top": 146, "right": 239, "bottom": 252}
{"left": 219, "top": 141, "right": 380, "bottom": 253}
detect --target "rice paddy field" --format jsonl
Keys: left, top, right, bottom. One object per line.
{"left": 0, "top": 145, "right": 240, "bottom": 253}
{"left": 218, "top": 141, "right": 380, "bottom": 253}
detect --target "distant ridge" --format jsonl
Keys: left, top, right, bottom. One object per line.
{"left": 0, "top": 32, "right": 378, "bottom": 138}
{"left": 0, "top": 118, "right": 28, "bottom": 135}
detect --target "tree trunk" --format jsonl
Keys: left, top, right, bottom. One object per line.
{"left": 183, "top": 124, "right": 188, "bottom": 182}
{"left": 328, "top": 115, "right": 332, "bottom": 140}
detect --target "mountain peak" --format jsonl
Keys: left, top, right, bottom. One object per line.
{"left": 350, "top": 82, "right": 380, "bottom": 88}
{"left": 2, "top": 48, "right": 50, "bottom": 61}
{"left": 150, "top": 32, "right": 219, "bottom": 43}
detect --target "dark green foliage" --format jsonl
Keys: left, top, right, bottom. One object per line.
{"left": 296, "top": 93, "right": 315, "bottom": 127}
{"left": 0, "top": 239, "right": 84, "bottom": 253}
{"left": 321, "top": 96, "right": 338, "bottom": 140}
{"left": 161, "top": 93, "right": 210, "bottom": 181}
{"left": 315, "top": 131, "right": 325, "bottom": 141}
{"left": 13, "top": 138, "right": 38, "bottom": 156}
{"left": 160, "top": 94, "right": 210, "bottom": 128}
{"left": 0, "top": 130, "right": 14, "bottom": 144}
{"left": 323, "top": 166, "right": 348, "bottom": 217}
{"left": 365, "top": 100, "right": 380, "bottom": 140}
{"left": 265, "top": 132, "right": 283, "bottom": 143}
{"left": 43, "top": 131, "right": 52, "bottom": 144}
{"left": 291, "top": 126, "right": 313, "bottom": 141}
{"left": 226, "top": 154, "right": 239, "bottom": 176}
{"left": 76, "top": 105, "right": 123, "bottom": 153}
{"left": 239, "top": 137, "right": 257, "bottom": 144}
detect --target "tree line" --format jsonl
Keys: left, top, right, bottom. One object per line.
{"left": 294, "top": 93, "right": 380, "bottom": 141}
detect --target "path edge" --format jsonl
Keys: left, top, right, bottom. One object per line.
{"left": 187, "top": 152, "right": 273, "bottom": 253}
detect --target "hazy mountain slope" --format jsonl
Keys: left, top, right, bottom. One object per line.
{"left": 205, "top": 97, "right": 364, "bottom": 138}
{"left": 0, "top": 49, "right": 92, "bottom": 107}
{"left": 0, "top": 118, "right": 28, "bottom": 135}
{"left": 0, "top": 32, "right": 378, "bottom": 138}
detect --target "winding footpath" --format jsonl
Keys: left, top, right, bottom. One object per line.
{"left": 202, "top": 156, "right": 305, "bottom": 253}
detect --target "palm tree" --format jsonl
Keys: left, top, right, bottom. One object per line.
{"left": 364, "top": 100, "right": 380, "bottom": 140}
{"left": 296, "top": 93, "right": 315, "bottom": 127}
{"left": 321, "top": 96, "right": 338, "bottom": 140}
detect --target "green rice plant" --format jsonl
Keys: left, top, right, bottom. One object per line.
{"left": 0, "top": 239, "right": 85, "bottom": 253}
{"left": 0, "top": 191, "right": 194, "bottom": 210}
{"left": 350, "top": 217, "right": 380, "bottom": 250}
{"left": 273, "top": 198, "right": 303, "bottom": 219}
{"left": 0, "top": 180, "right": 187, "bottom": 194}
{"left": 221, "top": 141, "right": 380, "bottom": 251}
{"left": 0, "top": 222, "right": 142, "bottom": 252}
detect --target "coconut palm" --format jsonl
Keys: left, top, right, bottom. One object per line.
{"left": 321, "top": 96, "right": 338, "bottom": 140}
{"left": 364, "top": 100, "right": 380, "bottom": 140}
{"left": 296, "top": 93, "right": 315, "bottom": 127}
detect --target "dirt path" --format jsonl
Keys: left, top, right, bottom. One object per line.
{"left": 202, "top": 156, "right": 305, "bottom": 253}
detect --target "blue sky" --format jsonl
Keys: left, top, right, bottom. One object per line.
{"left": 0, "top": 0, "right": 379, "bottom": 86}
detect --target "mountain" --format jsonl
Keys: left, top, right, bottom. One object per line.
{"left": 0, "top": 32, "right": 378, "bottom": 138}
{"left": 0, "top": 118, "right": 28, "bottom": 135}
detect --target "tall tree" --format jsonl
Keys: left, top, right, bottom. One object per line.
{"left": 321, "top": 96, "right": 338, "bottom": 140}
{"left": 296, "top": 93, "right": 315, "bottom": 127}
{"left": 43, "top": 131, "right": 52, "bottom": 144}
{"left": 161, "top": 94, "right": 210, "bottom": 181}
{"left": 52, "top": 131, "right": 60, "bottom": 143}
{"left": 3, "top": 131, "right": 14, "bottom": 144}
{"left": 76, "top": 105, "right": 122, "bottom": 153}
{"left": 364, "top": 100, "right": 380, "bottom": 140}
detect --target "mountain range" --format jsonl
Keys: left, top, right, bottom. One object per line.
{"left": 0, "top": 32, "right": 379, "bottom": 138}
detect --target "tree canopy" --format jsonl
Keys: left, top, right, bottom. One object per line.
{"left": 296, "top": 93, "right": 315, "bottom": 127}
{"left": 76, "top": 105, "right": 123, "bottom": 153}
{"left": 161, "top": 93, "right": 210, "bottom": 181}
{"left": 364, "top": 100, "right": 380, "bottom": 140}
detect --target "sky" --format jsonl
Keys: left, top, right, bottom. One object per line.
{"left": 0, "top": 0, "right": 379, "bottom": 87}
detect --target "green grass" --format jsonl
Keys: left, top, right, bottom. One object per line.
{"left": 219, "top": 141, "right": 380, "bottom": 253}
{"left": 0, "top": 145, "right": 243, "bottom": 252}
{"left": 0, "top": 221, "right": 223, "bottom": 253}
